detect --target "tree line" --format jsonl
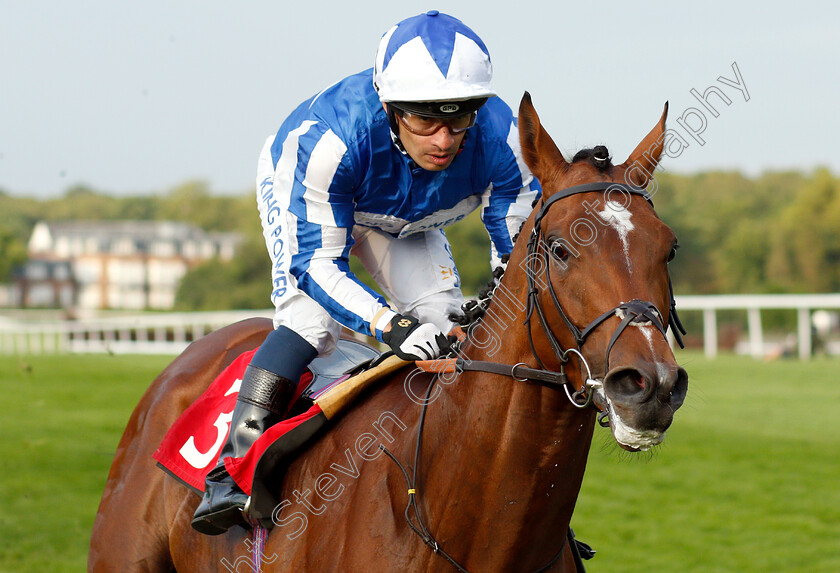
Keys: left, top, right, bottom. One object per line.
{"left": 0, "top": 168, "right": 837, "bottom": 312}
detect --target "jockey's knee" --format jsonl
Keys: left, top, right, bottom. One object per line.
{"left": 273, "top": 298, "right": 342, "bottom": 357}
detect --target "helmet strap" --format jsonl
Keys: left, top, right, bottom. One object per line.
{"left": 385, "top": 105, "right": 408, "bottom": 154}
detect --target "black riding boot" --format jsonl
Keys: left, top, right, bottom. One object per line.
{"left": 191, "top": 326, "right": 317, "bottom": 535}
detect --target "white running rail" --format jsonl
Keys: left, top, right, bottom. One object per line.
{"left": 2, "top": 294, "right": 840, "bottom": 359}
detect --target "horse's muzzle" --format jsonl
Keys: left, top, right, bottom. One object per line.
{"left": 603, "top": 361, "right": 688, "bottom": 433}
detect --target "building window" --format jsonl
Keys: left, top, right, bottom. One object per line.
{"left": 27, "top": 262, "right": 47, "bottom": 281}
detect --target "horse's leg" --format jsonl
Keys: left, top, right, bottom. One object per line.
{"left": 88, "top": 318, "right": 272, "bottom": 572}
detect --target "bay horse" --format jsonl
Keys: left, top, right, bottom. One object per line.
{"left": 89, "top": 93, "right": 688, "bottom": 572}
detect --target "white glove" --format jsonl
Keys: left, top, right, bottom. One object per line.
{"left": 382, "top": 314, "right": 446, "bottom": 361}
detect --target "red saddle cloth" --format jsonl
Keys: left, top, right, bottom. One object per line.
{"left": 152, "top": 349, "right": 326, "bottom": 495}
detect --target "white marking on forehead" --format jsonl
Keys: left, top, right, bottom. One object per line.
{"left": 598, "top": 201, "right": 634, "bottom": 272}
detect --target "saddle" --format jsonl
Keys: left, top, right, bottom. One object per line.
{"left": 286, "top": 338, "right": 383, "bottom": 418}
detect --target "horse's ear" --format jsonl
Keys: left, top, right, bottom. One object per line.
{"left": 621, "top": 102, "right": 669, "bottom": 187}
{"left": 518, "top": 92, "right": 568, "bottom": 186}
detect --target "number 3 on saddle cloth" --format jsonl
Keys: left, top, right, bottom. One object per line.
{"left": 153, "top": 338, "right": 386, "bottom": 512}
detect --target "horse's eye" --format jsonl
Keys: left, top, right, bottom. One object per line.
{"left": 667, "top": 243, "right": 679, "bottom": 262}
{"left": 551, "top": 240, "right": 570, "bottom": 262}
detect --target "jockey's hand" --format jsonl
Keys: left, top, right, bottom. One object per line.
{"left": 382, "top": 314, "right": 448, "bottom": 361}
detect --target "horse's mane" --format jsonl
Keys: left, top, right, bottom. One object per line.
{"left": 448, "top": 258, "right": 507, "bottom": 329}
{"left": 449, "top": 239, "right": 515, "bottom": 330}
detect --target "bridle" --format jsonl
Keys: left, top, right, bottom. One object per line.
{"left": 523, "top": 181, "right": 685, "bottom": 407}
{"left": 382, "top": 180, "right": 686, "bottom": 572}
{"left": 444, "top": 181, "right": 686, "bottom": 408}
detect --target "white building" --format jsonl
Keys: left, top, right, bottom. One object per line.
{"left": 18, "top": 220, "right": 241, "bottom": 310}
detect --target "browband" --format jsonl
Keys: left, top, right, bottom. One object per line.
{"left": 533, "top": 182, "right": 651, "bottom": 231}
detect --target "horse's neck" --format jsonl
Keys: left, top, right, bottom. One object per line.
{"left": 420, "top": 272, "right": 596, "bottom": 564}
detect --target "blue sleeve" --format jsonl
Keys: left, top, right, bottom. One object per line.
{"left": 280, "top": 120, "right": 395, "bottom": 340}
{"left": 479, "top": 109, "right": 542, "bottom": 266}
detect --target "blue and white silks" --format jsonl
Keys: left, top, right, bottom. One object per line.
{"left": 256, "top": 69, "right": 540, "bottom": 352}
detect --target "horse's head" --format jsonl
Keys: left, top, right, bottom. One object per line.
{"left": 516, "top": 93, "right": 688, "bottom": 451}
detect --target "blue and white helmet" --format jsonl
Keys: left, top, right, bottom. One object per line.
{"left": 373, "top": 11, "right": 497, "bottom": 108}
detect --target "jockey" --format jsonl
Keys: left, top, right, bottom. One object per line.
{"left": 192, "top": 10, "right": 540, "bottom": 535}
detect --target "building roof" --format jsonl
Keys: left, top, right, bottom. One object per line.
{"left": 29, "top": 220, "right": 241, "bottom": 256}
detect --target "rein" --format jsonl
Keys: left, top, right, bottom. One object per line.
{"left": 381, "top": 181, "right": 685, "bottom": 571}
{"left": 416, "top": 355, "right": 598, "bottom": 409}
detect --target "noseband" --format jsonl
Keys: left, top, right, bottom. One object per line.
{"left": 524, "top": 181, "right": 686, "bottom": 404}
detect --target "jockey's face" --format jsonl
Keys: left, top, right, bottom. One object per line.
{"left": 386, "top": 105, "right": 467, "bottom": 171}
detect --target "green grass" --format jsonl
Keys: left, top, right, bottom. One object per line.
{"left": 574, "top": 352, "right": 840, "bottom": 572}
{"left": 0, "top": 354, "right": 173, "bottom": 573}
{"left": 0, "top": 352, "right": 837, "bottom": 571}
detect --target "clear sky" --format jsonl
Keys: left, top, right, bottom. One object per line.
{"left": 1, "top": 0, "right": 837, "bottom": 197}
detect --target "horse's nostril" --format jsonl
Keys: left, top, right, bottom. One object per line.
{"left": 669, "top": 367, "right": 689, "bottom": 409}
{"left": 632, "top": 371, "right": 645, "bottom": 391}
{"left": 603, "top": 367, "right": 654, "bottom": 403}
